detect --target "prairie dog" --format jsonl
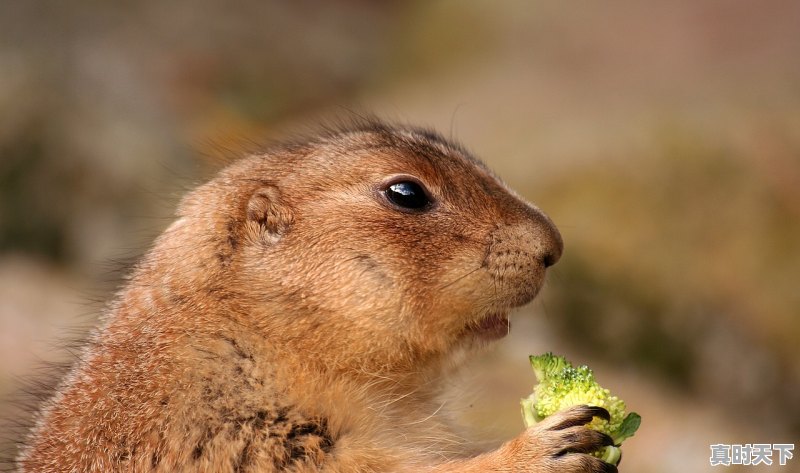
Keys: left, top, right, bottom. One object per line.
{"left": 18, "top": 120, "right": 615, "bottom": 472}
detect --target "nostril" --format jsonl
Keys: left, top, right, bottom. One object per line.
{"left": 541, "top": 232, "right": 563, "bottom": 269}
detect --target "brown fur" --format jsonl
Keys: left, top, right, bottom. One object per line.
{"left": 17, "top": 120, "right": 615, "bottom": 472}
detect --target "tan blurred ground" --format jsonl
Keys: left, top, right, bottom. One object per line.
{"left": 2, "top": 1, "right": 799, "bottom": 471}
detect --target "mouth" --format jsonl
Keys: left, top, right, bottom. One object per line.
{"left": 465, "top": 312, "right": 511, "bottom": 341}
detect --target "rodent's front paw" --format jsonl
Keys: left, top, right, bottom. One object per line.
{"left": 508, "top": 405, "right": 617, "bottom": 472}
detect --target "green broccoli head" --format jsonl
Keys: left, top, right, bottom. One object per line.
{"left": 529, "top": 354, "right": 627, "bottom": 434}
{"left": 521, "top": 353, "right": 641, "bottom": 465}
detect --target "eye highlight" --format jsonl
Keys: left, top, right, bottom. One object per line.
{"left": 383, "top": 180, "right": 432, "bottom": 211}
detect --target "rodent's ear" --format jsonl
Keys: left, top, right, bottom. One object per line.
{"left": 245, "top": 185, "right": 293, "bottom": 243}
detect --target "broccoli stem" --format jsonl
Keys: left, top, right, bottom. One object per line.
{"left": 599, "top": 446, "right": 621, "bottom": 465}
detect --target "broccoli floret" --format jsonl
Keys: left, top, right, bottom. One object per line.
{"left": 520, "top": 353, "right": 641, "bottom": 466}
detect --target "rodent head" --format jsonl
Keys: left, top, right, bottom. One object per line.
{"left": 171, "top": 122, "right": 562, "bottom": 375}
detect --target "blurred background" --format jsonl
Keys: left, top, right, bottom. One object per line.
{"left": 1, "top": 0, "right": 798, "bottom": 471}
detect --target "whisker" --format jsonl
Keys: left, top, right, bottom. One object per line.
{"left": 438, "top": 266, "right": 481, "bottom": 290}
{"left": 402, "top": 400, "right": 448, "bottom": 426}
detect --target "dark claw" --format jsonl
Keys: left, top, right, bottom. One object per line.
{"left": 563, "top": 454, "right": 619, "bottom": 473}
{"left": 600, "top": 460, "right": 618, "bottom": 473}
{"left": 543, "top": 405, "right": 612, "bottom": 431}
{"left": 585, "top": 405, "right": 611, "bottom": 422}
{"left": 556, "top": 428, "right": 616, "bottom": 456}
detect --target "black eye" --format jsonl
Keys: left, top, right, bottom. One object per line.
{"left": 384, "top": 181, "right": 431, "bottom": 210}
